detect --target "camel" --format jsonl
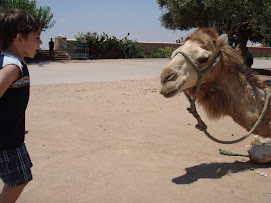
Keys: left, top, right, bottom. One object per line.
{"left": 160, "top": 28, "right": 271, "bottom": 164}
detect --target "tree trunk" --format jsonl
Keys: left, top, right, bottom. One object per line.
{"left": 237, "top": 29, "right": 253, "bottom": 68}
{"left": 237, "top": 30, "right": 248, "bottom": 54}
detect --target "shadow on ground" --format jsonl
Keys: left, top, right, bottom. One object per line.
{"left": 252, "top": 68, "right": 271, "bottom": 86}
{"left": 253, "top": 68, "right": 271, "bottom": 76}
{"left": 172, "top": 161, "right": 270, "bottom": 185}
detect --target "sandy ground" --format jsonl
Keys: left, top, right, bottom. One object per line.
{"left": 1, "top": 59, "right": 271, "bottom": 202}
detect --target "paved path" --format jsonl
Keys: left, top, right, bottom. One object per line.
{"left": 28, "top": 58, "right": 271, "bottom": 85}
{"left": 28, "top": 59, "right": 170, "bottom": 85}
{"left": 252, "top": 58, "right": 271, "bottom": 69}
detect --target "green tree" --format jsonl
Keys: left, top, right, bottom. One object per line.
{"left": 0, "top": 0, "right": 55, "bottom": 30}
{"left": 75, "top": 32, "right": 146, "bottom": 59}
{"left": 157, "top": 0, "right": 271, "bottom": 52}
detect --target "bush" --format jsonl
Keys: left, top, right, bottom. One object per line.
{"left": 146, "top": 47, "right": 175, "bottom": 58}
{"left": 75, "top": 32, "right": 175, "bottom": 59}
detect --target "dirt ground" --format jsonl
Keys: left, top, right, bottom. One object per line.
{"left": 1, "top": 59, "right": 271, "bottom": 202}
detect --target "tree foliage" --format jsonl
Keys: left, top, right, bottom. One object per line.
{"left": 0, "top": 0, "right": 55, "bottom": 30}
{"left": 157, "top": 0, "right": 271, "bottom": 48}
{"left": 75, "top": 32, "right": 174, "bottom": 59}
{"left": 75, "top": 32, "right": 146, "bottom": 59}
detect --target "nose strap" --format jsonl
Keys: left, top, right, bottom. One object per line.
{"left": 174, "top": 51, "right": 222, "bottom": 80}
{"left": 174, "top": 50, "right": 222, "bottom": 101}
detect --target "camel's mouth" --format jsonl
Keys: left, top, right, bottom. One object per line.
{"left": 160, "top": 76, "right": 186, "bottom": 98}
{"left": 161, "top": 89, "right": 182, "bottom": 98}
{"left": 160, "top": 83, "right": 183, "bottom": 98}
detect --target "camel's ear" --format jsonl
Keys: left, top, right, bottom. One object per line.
{"left": 216, "top": 34, "right": 228, "bottom": 50}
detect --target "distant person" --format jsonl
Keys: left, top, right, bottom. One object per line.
{"left": 49, "top": 38, "right": 54, "bottom": 60}
{"left": 0, "top": 8, "right": 42, "bottom": 202}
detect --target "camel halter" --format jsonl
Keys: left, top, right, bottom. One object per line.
{"left": 174, "top": 51, "right": 270, "bottom": 144}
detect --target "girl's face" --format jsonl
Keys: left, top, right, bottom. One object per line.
{"left": 22, "top": 29, "right": 42, "bottom": 58}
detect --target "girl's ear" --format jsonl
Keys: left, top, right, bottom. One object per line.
{"left": 15, "top": 33, "right": 24, "bottom": 44}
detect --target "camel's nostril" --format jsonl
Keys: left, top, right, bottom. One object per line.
{"left": 165, "top": 72, "right": 175, "bottom": 82}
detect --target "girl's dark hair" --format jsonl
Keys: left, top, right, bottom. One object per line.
{"left": 0, "top": 9, "right": 41, "bottom": 50}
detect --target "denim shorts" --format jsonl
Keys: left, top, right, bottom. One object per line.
{"left": 0, "top": 144, "right": 33, "bottom": 186}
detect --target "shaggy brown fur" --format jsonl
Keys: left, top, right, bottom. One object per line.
{"left": 187, "top": 43, "right": 267, "bottom": 119}
{"left": 160, "top": 28, "right": 271, "bottom": 138}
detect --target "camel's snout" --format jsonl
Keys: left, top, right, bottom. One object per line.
{"left": 159, "top": 83, "right": 166, "bottom": 95}
{"left": 160, "top": 73, "right": 174, "bottom": 95}
{"left": 159, "top": 79, "right": 181, "bottom": 98}
{"left": 162, "top": 72, "right": 176, "bottom": 84}
{"left": 159, "top": 86, "right": 166, "bottom": 95}
{"left": 159, "top": 68, "right": 183, "bottom": 97}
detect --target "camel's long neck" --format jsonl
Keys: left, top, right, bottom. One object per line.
{"left": 195, "top": 69, "right": 271, "bottom": 138}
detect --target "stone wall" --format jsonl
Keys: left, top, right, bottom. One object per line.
{"left": 248, "top": 47, "right": 271, "bottom": 56}
{"left": 138, "top": 42, "right": 181, "bottom": 50}
{"left": 55, "top": 35, "right": 67, "bottom": 50}
{"left": 55, "top": 36, "right": 271, "bottom": 57}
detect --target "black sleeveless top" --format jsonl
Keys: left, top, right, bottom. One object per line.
{"left": 0, "top": 52, "right": 30, "bottom": 150}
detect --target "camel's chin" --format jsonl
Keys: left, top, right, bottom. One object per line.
{"left": 163, "top": 91, "right": 181, "bottom": 98}
{"left": 161, "top": 88, "right": 182, "bottom": 98}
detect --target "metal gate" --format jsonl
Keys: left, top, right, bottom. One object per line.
{"left": 59, "top": 38, "right": 89, "bottom": 59}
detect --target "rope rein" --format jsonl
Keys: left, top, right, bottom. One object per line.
{"left": 174, "top": 51, "right": 270, "bottom": 144}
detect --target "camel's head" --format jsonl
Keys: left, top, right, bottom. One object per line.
{"left": 160, "top": 28, "right": 228, "bottom": 97}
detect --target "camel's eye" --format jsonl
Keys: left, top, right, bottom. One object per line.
{"left": 198, "top": 57, "right": 209, "bottom": 64}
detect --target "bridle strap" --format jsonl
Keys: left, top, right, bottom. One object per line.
{"left": 174, "top": 51, "right": 222, "bottom": 102}
{"left": 174, "top": 50, "right": 270, "bottom": 144}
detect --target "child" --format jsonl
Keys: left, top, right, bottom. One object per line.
{"left": 0, "top": 9, "right": 42, "bottom": 202}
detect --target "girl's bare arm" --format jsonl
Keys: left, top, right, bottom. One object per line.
{"left": 0, "top": 65, "right": 21, "bottom": 98}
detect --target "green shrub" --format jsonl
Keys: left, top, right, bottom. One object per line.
{"left": 252, "top": 53, "right": 271, "bottom": 58}
{"left": 146, "top": 47, "right": 175, "bottom": 58}
{"left": 75, "top": 32, "right": 175, "bottom": 59}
